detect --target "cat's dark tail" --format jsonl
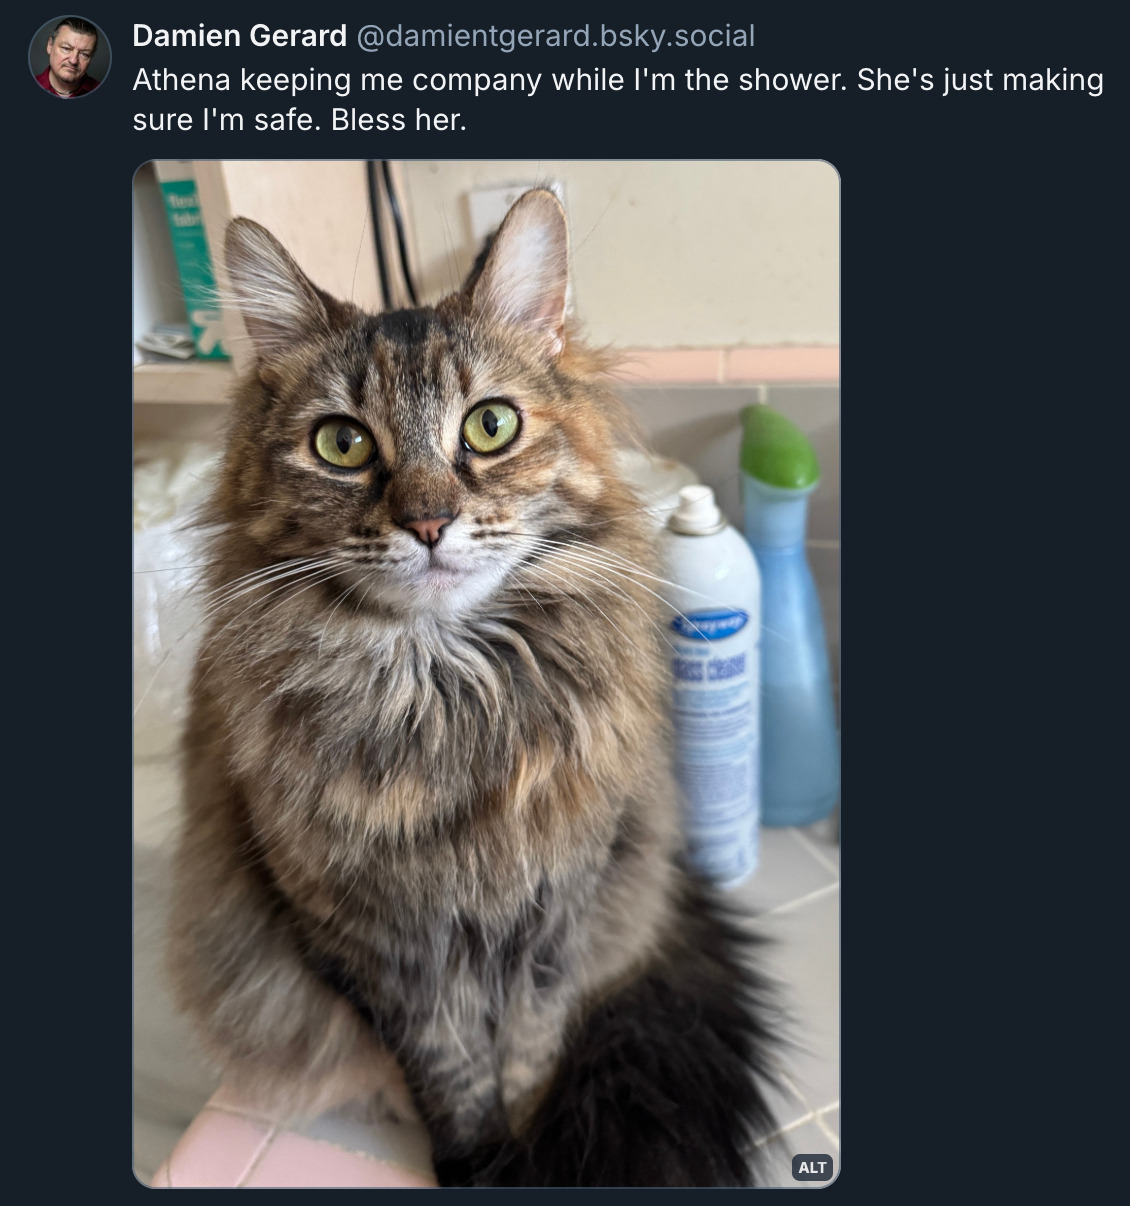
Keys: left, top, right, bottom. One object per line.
{"left": 439, "top": 874, "right": 784, "bottom": 1188}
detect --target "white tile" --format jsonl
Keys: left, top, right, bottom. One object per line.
{"left": 758, "top": 1071, "right": 814, "bottom": 1136}
{"left": 755, "top": 1118, "right": 838, "bottom": 1189}
{"left": 728, "top": 826, "right": 838, "bottom": 915}
{"left": 791, "top": 819, "right": 840, "bottom": 873}
{"left": 757, "top": 888, "right": 839, "bottom": 1114}
{"left": 133, "top": 1112, "right": 188, "bottom": 1186}
{"left": 816, "top": 1105, "right": 840, "bottom": 1145}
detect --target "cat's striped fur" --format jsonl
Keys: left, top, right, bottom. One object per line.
{"left": 168, "top": 189, "right": 781, "bottom": 1186}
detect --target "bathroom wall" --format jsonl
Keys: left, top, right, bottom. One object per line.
{"left": 398, "top": 160, "right": 839, "bottom": 348}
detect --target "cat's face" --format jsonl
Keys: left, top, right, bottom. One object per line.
{"left": 219, "top": 192, "right": 634, "bottom": 621}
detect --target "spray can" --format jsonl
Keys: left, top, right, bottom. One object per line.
{"left": 659, "top": 485, "right": 761, "bottom": 888}
{"left": 740, "top": 404, "right": 840, "bottom": 827}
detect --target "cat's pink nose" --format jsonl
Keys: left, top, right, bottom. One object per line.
{"left": 399, "top": 515, "right": 454, "bottom": 547}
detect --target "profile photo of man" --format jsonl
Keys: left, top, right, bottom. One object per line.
{"left": 34, "top": 17, "right": 104, "bottom": 97}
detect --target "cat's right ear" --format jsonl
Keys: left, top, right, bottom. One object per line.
{"left": 224, "top": 218, "right": 336, "bottom": 359}
{"left": 470, "top": 190, "right": 569, "bottom": 359}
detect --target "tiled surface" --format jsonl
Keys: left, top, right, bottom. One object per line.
{"left": 134, "top": 834, "right": 223, "bottom": 1185}
{"left": 756, "top": 883, "right": 841, "bottom": 1122}
{"left": 134, "top": 1114, "right": 196, "bottom": 1186}
{"left": 730, "top": 819, "right": 841, "bottom": 1186}
{"left": 243, "top": 1127, "right": 435, "bottom": 1188}
{"left": 758, "top": 1118, "right": 839, "bottom": 1189}
{"left": 746, "top": 825, "right": 838, "bottom": 911}
{"left": 165, "top": 1109, "right": 275, "bottom": 1187}
{"left": 152, "top": 1098, "right": 437, "bottom": 1189}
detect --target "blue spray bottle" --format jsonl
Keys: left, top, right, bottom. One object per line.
{"left": 740, "top": 405, "right": 840, "bottom": 827}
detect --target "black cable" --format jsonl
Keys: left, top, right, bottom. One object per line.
{"left": 366, "top": 161, "right": 391, "bottom": 310}
{"left": 381, "top": 161, "right": 419, "bottom": 306}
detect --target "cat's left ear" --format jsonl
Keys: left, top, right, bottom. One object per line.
{"left": 470, "top": 190, "right": 569, "bottom": 359}
{"left": 224, "top": 217, "right": 346, "bottom": 360}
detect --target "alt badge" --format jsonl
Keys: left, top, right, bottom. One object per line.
{"left": 792, "top": 1153, "right": 834, "bottom": 1181}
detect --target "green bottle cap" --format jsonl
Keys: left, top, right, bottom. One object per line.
{"left": 740, "top": 404, "right": 820, "bottom": 490}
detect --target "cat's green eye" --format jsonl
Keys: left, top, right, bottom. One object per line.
{"left": 462, "top": 401, "right": 520, "bottom": 455}
{"left": 313, "top": 419, "right": 375, "bottom": 469}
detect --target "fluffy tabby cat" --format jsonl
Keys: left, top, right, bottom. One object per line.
{"left": 168, "top": 189, "right": 781, "bottom": 1186}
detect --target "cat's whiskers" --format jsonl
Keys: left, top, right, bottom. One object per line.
{"left": 197, "top": 561, "right": 356, "bottom": 684}
{"left": 514, "top": 535, "right": 663, "bottom": 618}
{"left": 316, "top": 576, "right": 369, "bottom": 657}
{"left": 195, "top": 554, "right": 324, "bottom": 598}
{"left": 198, "top": 571, "right": 350, "bottom": 675}
{"left": 135, "top": 563, "right": 316, "bottom": 722}
{"left": 511, "top": 582, "right": 552, "bottom": 623}
{"left": 511, "top": 534, "right": 704, "bottom": 651}
{"left": 529, "top": 531, "right": 789, "bottom": 646}
{"left": 135, "top": 556, "right": 339, "bottom": 722}
{"left": 132, "top": 647, "right": 180, "bottom": 722}
{"left": 534, "top": 530, "right": 780, "bottom": 645}
{"left": 516, "top": 558, "right": 657, "bottom": 662}
{"left": 134, "top": 563, "right": 214, "bottom": 574}
{"left": 350, "top": 201, "right": 369, "bottom": 305}
{"left": 439, "top": 202, "right": 462, "bottom": 295}
{"left": 525, "top": 533, "right": 716, "bottom": 601}
{"left": 521, "top": 535, "right": 680, "bottom": 596}
{"left": 198, "top": 557, "right": 333, "bottom": 618}
{"left": 226, "top": 563, "right": 355, "bottom": 644}
{"left": 529, "top": 559, "right": 678, "bottom": 656}
{"left": 524, "top": 481, "right": 700, "bottom": 539}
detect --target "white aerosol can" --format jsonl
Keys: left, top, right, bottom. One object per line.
{"left": 659, "top": 485, "right": 761, "bottom": 888}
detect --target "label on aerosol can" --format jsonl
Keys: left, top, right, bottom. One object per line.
{"left": 669, "top": 607, "right": 760, "bottom": 887}
{"left": 661, "top": 485, "right": 761, "bottom": 889}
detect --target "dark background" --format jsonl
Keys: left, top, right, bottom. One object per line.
{"left": 12, "top": 1, "right": 1115, "bottom": 1191}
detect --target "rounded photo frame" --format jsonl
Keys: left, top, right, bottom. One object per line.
{"left": 30, "top": 15, "right": 111, "bottom": 98}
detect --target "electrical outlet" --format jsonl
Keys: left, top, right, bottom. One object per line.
{"left": 466, "top": 182, "right": 566, "bottom": 242}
